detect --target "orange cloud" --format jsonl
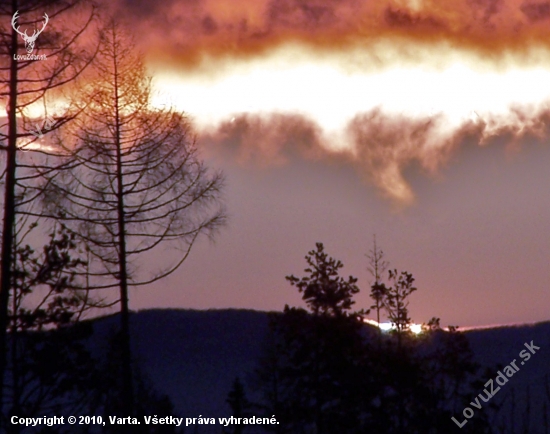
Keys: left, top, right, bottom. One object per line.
{"left": 104, "top": 0, "right": 550, "bottom": 69}
{"left": 94, "top": 0, "right": 550, "bottom": 203}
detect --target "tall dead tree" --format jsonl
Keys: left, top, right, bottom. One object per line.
{"left": 0, "top": 0, "right": 97, "bottom": 416}
{"left": 365, "top": 235, "right": 388, "bottom": 344}
{"left": 40, "top": 21, "right": 226, "bottom": 416}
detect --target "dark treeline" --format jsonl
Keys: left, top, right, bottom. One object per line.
{"left": 222, "top": 242, "right": 550, "bottom": 434}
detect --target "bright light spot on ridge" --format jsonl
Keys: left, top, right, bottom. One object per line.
{"left": 409, "top": 324, "right": 423, "bottom": 334}
{"left": 365, "top": 319, "right": 424, "bottom": 334}
{"left": 379, "top": 322, "right": 394, "bottom": 332}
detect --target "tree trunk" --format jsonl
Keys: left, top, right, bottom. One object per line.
{"left": 113, "top": 48, "right": 134, "bottom": 418}
{"left": 0, "top": 0, "right": 20, "bottom": 418}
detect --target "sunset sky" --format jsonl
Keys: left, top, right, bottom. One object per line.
{"left": 38, "top": 0, "right": 550, "bottom": 326}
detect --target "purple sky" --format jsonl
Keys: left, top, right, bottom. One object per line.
{"left": 130, "top": 129, "right": 550, "bottom": 327}
{"left": 106, "top": 0, "right": 550, "bottom": 328}
{"left": 11, "top": 0, "right": 550, "bottom": 328}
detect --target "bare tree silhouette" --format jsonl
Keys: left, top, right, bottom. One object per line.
{"left": 0, "top": 0, "right": 97, "bottom": 416}
{"left": 38, "top": 20, "right": 226, "bottom": 416}
{"left": 365, "top": 235, "right": 389, "bottom": 344}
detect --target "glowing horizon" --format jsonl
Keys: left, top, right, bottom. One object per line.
{"left": 150, "top": 43, "right": 550, "bottom": 145}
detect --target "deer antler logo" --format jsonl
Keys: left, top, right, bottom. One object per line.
{"left": 12, "top": 11, "right": 49, "bottom": 54}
